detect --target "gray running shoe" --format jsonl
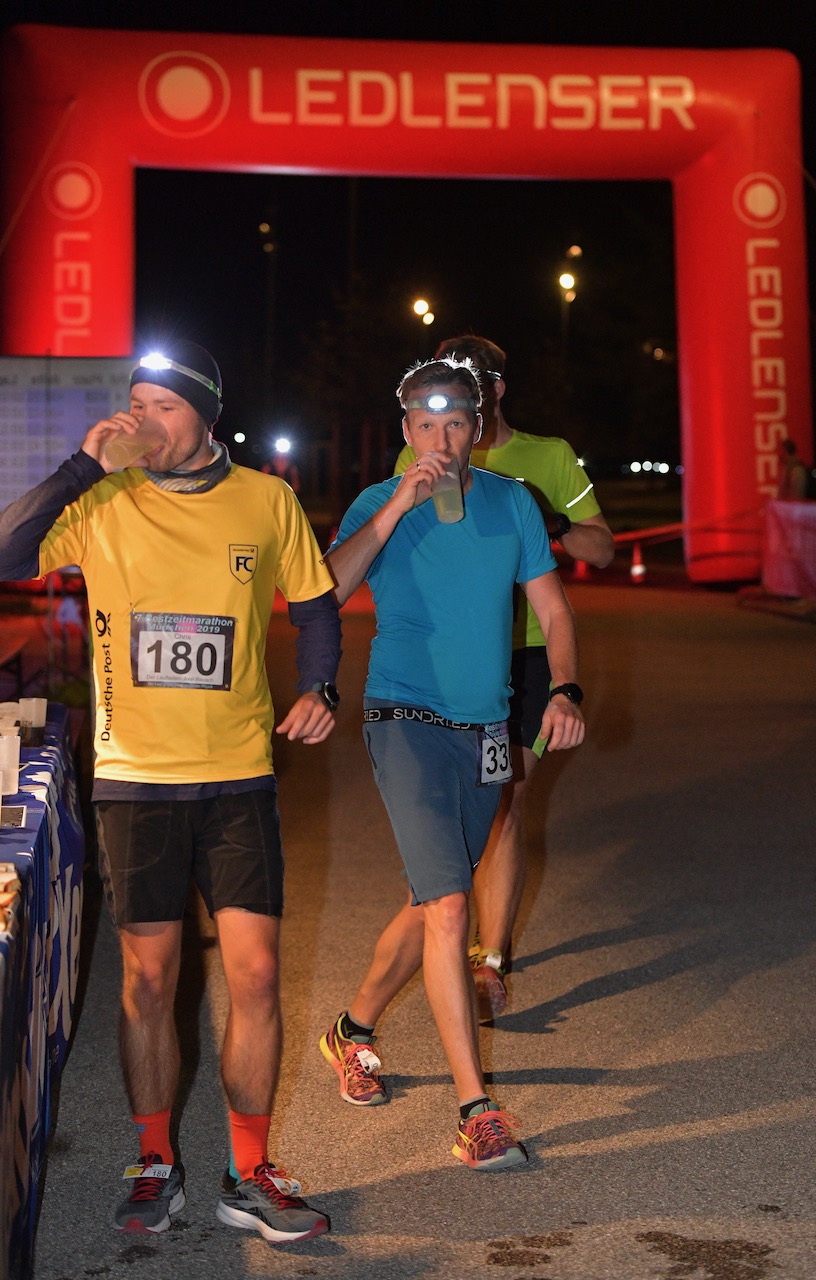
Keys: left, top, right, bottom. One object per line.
{"left": 216, "top": 1163, "right": 329, "bottom": 1243}
{"left": 113, "top": 1154, "right": 185, "bottom": 1233}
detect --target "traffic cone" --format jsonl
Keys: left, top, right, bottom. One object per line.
{"left": 630, "top": 542, "right": 646, "bottom": 582}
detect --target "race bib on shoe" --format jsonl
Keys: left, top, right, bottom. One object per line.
{"left": 123, "top": 1163, "right": 172, "bottom": 1179}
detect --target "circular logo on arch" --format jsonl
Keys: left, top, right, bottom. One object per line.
{"left": 733, "top": 173, "right": 787, "bottom": 229}
{"left": 43, "top": 162, "right": 102, "bottom": 220}
{"left": 138, "top": 51, "right": 230, "bottom": 137}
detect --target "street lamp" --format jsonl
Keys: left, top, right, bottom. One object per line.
{"left": 412, "top": 297, "right": 435, "bottom": 326}
{"left": 557, "top": 272, "right": 577, "bottom": 356}
{"left": 556, "top": 245, "right": 582, "bottom": 357}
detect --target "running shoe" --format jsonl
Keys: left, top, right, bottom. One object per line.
{"left": 469, "top": 947, "right": 508, "bottom": 1020}
{"left": 453, "top": 1104, "right": 528, "bottom": 1171}
{"left": 319, "top": 1014, "right": 388, "bottom": 1106}
{"left": 216, "top": 1162, "right": 329, "bottom": 1242}
{"left": 113, "top": 1153, "right": 186, "bottom": 1233}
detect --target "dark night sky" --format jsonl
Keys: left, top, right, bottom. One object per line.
{"left": 3, "top": 1, "right": 815, "bottom": 471}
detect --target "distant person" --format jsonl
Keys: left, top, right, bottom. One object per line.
{"left": 320, "top": 356, "right": 584, "bottom": 1170}
{"left": 777, "top": 438, "right": 810, "bottom": 501}
{"left": 0, "top": 340, "right": 340, "bottom": 1244}
{"left": 393, "top": 334, "right": 613, "bottom": 1018}
{"left": 262, "top": 446, "right": 301, "bottom": 493}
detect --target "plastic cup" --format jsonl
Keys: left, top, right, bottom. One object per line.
{"left": 0, "top": 733, "right": 21, "bottom": 797}
{"left": 102, "top": 419, "right": 164, "bottom": 469}
{"left": 431, "top": 462, "right": 464, "bottom": 524}
{"left": 18, "top": 697, "right": 46, "bottom": 748}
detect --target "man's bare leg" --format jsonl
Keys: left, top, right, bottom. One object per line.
{"left": 348, "top": 889, "right": 425, "bottom": 1028}
{"left": 216, "top": 909, "right": 282, "bottom": 1116}
{"left": 119, "top": 921, "right": 183, "bottom": 1118}
{"left": 470, "top": 745, "right": 539, "bottom": 1015}
{"left": 472, "top": 754, "right": 537, "bottom": 957}
{"left": 421, "top": 891, "right": 484, "bottom": 1102}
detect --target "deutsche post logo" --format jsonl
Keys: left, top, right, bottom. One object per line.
{"left": 230, "top": 544, "right": 258, "bottom": 583}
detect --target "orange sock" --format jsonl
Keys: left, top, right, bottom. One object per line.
{"left": 132, "top": 1110, "right": 172, "bottom": 1163}
{"left": 229, "top": 1111, "right": 271, "bottom": 1181}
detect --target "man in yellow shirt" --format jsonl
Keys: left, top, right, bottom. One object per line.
{"left": 394, "top": 335, "right": 614, "bottom": 1018}
{"left": 0, "top": 340, "right": 340, "bottom": 1244}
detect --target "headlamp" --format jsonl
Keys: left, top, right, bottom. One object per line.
{"left": 135, "top": 352, "right": 222, "bottom": 403}
{"left": 405, "top": 394, "right": 477, "bottom": 413}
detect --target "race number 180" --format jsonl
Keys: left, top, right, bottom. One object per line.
{"left": 131, "top": 613, "right": 235, "bottom": 690}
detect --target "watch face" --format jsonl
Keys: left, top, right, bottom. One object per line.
{"left": 323, "top": 683, "right": 340, "bottom": 709}
{"left": 551, "top": 682, "right": 583, "bottom": 705}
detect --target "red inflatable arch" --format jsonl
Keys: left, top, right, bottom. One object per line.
{"left": 1, "top": 26, "right": 811, "bottom": 581}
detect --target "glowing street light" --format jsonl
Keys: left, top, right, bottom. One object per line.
{"left": 557, "top": 261, "right": 579, "bottom": 356}
{"left": 412, "top": 297, "right": 435, "bottom": 325}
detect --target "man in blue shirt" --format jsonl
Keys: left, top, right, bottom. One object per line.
{"left": 320, "top": 357, "right": 585, "bottom": 1170}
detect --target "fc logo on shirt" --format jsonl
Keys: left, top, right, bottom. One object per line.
{"left": 230, "top": 544, "right": 258, "bottom": 583}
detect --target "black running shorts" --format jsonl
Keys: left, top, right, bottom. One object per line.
{"left": 95, "top": 790, "right": 284, "bottom": 926}
{"left": 508, "top": 646, "right": 552, "bottom": 750}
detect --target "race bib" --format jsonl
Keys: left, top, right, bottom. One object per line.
{"left": 477, "top": 721, "right": 513, "bottom": 786}
{"left": 130, "top": 612, "right": 235, "bottom": 690}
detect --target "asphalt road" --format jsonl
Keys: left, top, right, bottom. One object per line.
{"left": 31, "top": 578, "right": 816, "bottom": 1279}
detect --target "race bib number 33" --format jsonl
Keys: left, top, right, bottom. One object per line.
{"left": 477, "top": 721, "right": 513, "bottom": 786}
{"left": 130, "top": 612, "right": 235, "bottom": 690}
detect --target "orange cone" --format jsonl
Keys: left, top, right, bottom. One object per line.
{"left": 630, "top": 542, "right": 646, "bottom": 582}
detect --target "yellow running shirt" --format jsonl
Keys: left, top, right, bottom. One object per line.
{"left": 39, "top": 465, "right": 333, "bottom": 784}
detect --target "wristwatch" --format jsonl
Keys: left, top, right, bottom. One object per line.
{"left": 551, "top": 512, "right": 572, "bottom": 542}
{"left": 549, "top": 682, "right": 584, "bottom": 706}
{"left": 309, "top": 682, "right": 340, "bottom": 711}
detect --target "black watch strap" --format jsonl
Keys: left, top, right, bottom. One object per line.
{"left": 551, "top": 512, "right": 572, "bottom": 542}
{"left": 549, "top": 682, "right": 584, "bottom": 706}
{"left": 309, "top": 681, "right": 340, "bottom": 711}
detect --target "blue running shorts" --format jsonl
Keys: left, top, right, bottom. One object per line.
{"left": 362, "top": 704, "right": 502, "bottom": 905}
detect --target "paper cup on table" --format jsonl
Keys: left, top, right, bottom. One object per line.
{"left": 18, "top": 697, "right": 46, "bottom": 748}
{"left": 0, "top": 704, "right": 19, "bottom": 732}
{"left": 0, "top": 733, "right": 21, "bottom": 797}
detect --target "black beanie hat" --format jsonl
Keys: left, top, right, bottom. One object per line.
{"left": 130, "top": 340, "right": 223, "bottom": 427}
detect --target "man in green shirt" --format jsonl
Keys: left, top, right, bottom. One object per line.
{"left": 394, "top": 335, "right": 614, "bottom": 1018}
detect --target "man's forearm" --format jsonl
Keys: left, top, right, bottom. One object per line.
{"left": 559, "top": 517, "right": 615, "bottom": 569}
{"left": 326, "top": 497, "right": 406, "bottom": 606}
{"left": 523, "top": 572, "right": 579, "bottom": 686}
{"left": 288, "top": 591, "right": 342, "bottom": 691}
{"left": 0, "top": 450, "right": 103, "bottom": 580}
{"left": 543, "top": 609, "right": 579, "bottom": 688}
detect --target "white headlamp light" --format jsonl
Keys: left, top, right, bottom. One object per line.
{"left": 135, "top": 352, "right": 222, "bottom": 402}
{"left": 405, "top": 394, "right": 476, "bottom": 413}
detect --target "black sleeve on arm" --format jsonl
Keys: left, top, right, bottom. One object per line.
{"left": 0, "top": 450, "right": 103, "bottom": 581}
{"left": 287, "top": 591, "right": 342, "bottom": 693}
